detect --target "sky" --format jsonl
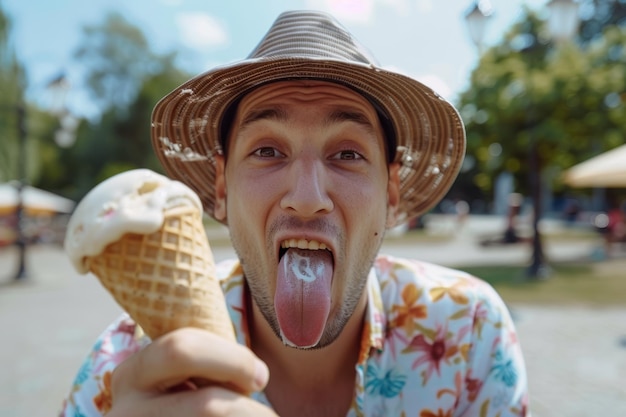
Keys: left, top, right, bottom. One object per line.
{"left": 3, "top": 0, "right": 551, "bottom": 117}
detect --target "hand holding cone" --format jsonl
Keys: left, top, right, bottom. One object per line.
{"left": 65, "top": 169, "right": 235, "bottom": 341}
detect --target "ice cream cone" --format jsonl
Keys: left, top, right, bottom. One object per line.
{"left": 85, "top": 203, "right": 235, "bottom": 341}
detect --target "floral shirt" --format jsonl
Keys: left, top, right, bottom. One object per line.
{"left": 59, "top": 254, "right": 529, "bottom": 416}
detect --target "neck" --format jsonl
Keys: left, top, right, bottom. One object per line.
{"left": 247, "top": 287, "right": 367, "bottom": 417}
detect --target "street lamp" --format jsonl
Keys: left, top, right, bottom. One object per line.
{"left": 464, "top": 0, "right": 494, "bottom": 53}
{"left": 13, "top": 102, "right": 27, "bottom": 280}
{"left": 546, "top": 0, "right": 582, "bottom": 43}
{"left": 464, "top": 0, "right": 580, "bottom": 278}
{"left": 46, "top": 73, "right": 78, "bottom": 149}
{"left": 11, "top": 73, "right": 76, "bottom": 281}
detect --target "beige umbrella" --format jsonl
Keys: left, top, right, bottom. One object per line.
{"left": 563, "top": 144, "right": 626, "bottom": 188}
{"left": 0, "top": 183, "right": 75, "bottom": 215}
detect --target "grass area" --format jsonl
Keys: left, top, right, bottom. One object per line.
{"left": 460, "top": 261, "right": 626, "bottom": 307}
{"left": 389, "top": 222, "right": 601, "bottom": 245}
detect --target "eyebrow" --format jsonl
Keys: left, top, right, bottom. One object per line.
{"left": 240, "top": 106, "right": 288, "bottom": 128}
{"left": 241, "top": 106, "right": 376, "bottom": 130}
{"left": 324, "top": 109, "right": 377, "bottom": 134}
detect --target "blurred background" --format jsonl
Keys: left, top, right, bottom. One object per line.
{"left": 0, "top": 0, "right": 625, "bottom": 416}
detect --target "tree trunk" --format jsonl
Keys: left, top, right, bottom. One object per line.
{"left": 527, "top": 139, "right": 550, "bottom": 279}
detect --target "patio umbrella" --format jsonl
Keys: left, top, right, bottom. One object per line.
{"left": 562, "top": 144, "right": 626, "bottom": 188}
{"left": 0, "top": 183, "right": 75, "bottom": 215}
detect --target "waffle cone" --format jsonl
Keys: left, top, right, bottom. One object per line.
{"left": 86, "top": 205, "right": 235, "bottom": 341}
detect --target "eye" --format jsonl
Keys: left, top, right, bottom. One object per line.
{"left": 253, "top": 146, "right": 285, "bottom": 158}
{"left": 331, "top": 150, "right": 363, "bottom": 161}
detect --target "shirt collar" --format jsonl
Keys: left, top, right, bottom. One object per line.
{"left": 357, "top": 268, "right": 385, "bottom": 363}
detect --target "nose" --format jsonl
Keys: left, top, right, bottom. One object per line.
{"left": 280, "top": 159, "right": 333, "bottom": 217}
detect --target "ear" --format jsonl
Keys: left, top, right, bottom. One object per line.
{"left": 386, "top": 162, "right": 401, "bottom": 228}
{"left": 213, "top": 155, "right": 227, "bottom": 222}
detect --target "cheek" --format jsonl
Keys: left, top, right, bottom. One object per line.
{"left": 227, "top": 170, "right": 280, "bottom": 218}
{"left": 336, "top": 175, "right": 389, "bottom": 215}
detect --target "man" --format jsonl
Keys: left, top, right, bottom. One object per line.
{"left": 60, "top": 10, "right": 528, "bottom": 417}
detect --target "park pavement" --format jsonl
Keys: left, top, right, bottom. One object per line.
{"left": 0, "top": 214, "right": 624, "bottom": 416}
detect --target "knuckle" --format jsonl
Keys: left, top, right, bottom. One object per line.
{"left": 199, "top": 393, "right": 226, "bottom": 415}
{"left": 110, "top": 352, "right": 133, "bottom": 394}
{"left": 110, "top": 364, "right": 125, "bottom": 395}
{"left": 197, "top": 387, "right": 236, "bottom": 415}
{"left": 157, "top": 328, "right": 198, "bottom": 363}
{"left": 239, "top": 350, "right": 260, "bottom": 380}
{"left": 226, "top": 343, "right": 258, "bottom": 380}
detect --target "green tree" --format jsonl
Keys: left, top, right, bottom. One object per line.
{"left": 459, "top": 9, "right": 626, "bottom": 198}
{"left": 73, "top": 11, "right": 163, "bottom": 115}
{"left": 63, "top": 66, "right": 189, "bottom": 200}
{"left": 0, "top": 4, "right": 28, "bottom": 183}
{"left": 37, "top": 13, "right": 191, "bottom": 200}
{"left": 579, "top": 0, "right": 626, "bottom": 43}
{"left": 457, "top": 8, "right": 626, "bottom": 276}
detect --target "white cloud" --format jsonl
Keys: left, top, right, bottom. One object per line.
{"left": 176, "top": 13, "right": 229, "bottom": 50}
{"left": 381, "top": 0, "right": 411, "bottom": 13}
{"left": 304, "top": 0, "right": 419, "bottom": 23}
{"left": 414, "top": 0, "right": 433, "bottom": 14}
{"left": 305, "top": 0, "right": 375, "bottom": 23}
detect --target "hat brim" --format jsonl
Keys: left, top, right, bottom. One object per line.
{"left": 151, "top": 57, "right": 465, "bottom": 225}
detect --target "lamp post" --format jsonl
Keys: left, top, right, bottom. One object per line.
{"left": 546, "top": 0, "right": 582, "bottom": 43}
{"left": 46, "top": 73, "right": 78, "bottom": 149}
{"left": 13, "top": 103, "right": 27, "bottom": 280}
{"left": 464, "top": 0, "right": 580, "bottom": 278}
{"left": 464, "top": 0, "right": 493, "bottom": 53}
{"left": 11, "top": 73, "right": 75, "bottom": 281}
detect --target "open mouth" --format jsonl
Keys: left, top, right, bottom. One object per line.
{"left": 279, "top": 239, "right": 332, "bottom": 262}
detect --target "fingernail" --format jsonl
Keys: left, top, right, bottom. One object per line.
{"left": 254, "top": 358, "right": 269, "bottom": 390}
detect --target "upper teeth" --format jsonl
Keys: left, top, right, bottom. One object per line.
{"left": 281, "top": 239, "right": 328, "bottom": 250}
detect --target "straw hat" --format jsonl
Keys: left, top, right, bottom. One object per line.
{"left": 151, "top": 10, "right": 465, "bottom": 225}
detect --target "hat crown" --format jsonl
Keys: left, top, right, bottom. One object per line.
{"left": 151, "top": 10, "right": 466, "bottom": 226}
{"left": 247, "top": 10, "right": 379, "bottom": 66}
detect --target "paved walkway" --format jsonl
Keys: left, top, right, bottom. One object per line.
{"left": 0, "top": 215, "right": 624, "bottom": 416}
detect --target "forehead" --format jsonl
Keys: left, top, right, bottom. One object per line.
{"left": 220, "top": 79, "right": 394, "bottom": 159}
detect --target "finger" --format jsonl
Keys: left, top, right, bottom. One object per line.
{"left": 108, "top": 385, "right": 277, "bottom": 417}
{"left": 149, "top": 385, "right": 279, "bottom": 417}
{"left": 113, "top": 328, "right": 268, "bottom": 395}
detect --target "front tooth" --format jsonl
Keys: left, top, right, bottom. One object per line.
{"left": 281, "top": 239, "right": 328, "bottom": 250}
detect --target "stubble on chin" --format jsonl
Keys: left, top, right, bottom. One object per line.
{"left": 231, "top": 214, "right": 387, "bottom": 349}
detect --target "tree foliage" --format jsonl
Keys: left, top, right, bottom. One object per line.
{"left": 60, "top": 66, "right": 189, "bottom": 200}
{"left": 0, "top": 5, "right": 27, "bottom": 183}
{"left": 579, "top": 0, "right": 626, "bottom": 44}
{"left": 38, "top": 13, "right": 191, "bottom": 200}
{"left": 457, "top": 7, "right": 626, "bottom": 199}
{"left": 73, "top": 12, "right": 166, "bottom": 115}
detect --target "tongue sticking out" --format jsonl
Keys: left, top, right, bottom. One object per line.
{"left": 275, "top": 247, "right": 333, "bottom": 348}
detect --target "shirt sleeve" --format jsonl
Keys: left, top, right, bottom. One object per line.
{"left": 456, "top": 280, "right": 530, "bottom": 417}
{"left": 58, "top": 314, "right": 145, "bottom": 417}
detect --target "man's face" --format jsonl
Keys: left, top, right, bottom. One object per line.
{"left": 214, "top": 80, "right": 400, "bottom": 349}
